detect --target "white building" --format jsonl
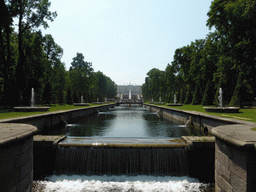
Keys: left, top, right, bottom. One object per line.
{"left": 117, "top": 85, "right": 142, "bottom": 100}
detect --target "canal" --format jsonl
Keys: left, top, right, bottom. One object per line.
{"left": 47, "top": 106, "right": 201, "bottom": 138}
{"left": 34, "top": 105, "right": 213, "bottom": 192}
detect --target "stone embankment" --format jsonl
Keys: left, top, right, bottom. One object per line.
{"left": 145, "top": 104, "right": 256, "bottom": 191}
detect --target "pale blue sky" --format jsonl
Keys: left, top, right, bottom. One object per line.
{"left": 41, "top": 0, "right": 214, "bottom": 85}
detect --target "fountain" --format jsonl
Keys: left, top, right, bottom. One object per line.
{"left": 14, "top": 88, "right": 50, "bottom": 112}
{"left": 104, "top": 97, "right": 109, "bottom": 103}
{"left": 93, "top": 98, "right": 103, "bottom": 105}
{"left": 149, "top": 98, "right": 154, "bottom": 104}
{"left": 204, "top": 87, "right": 240, "bottom": 113}
{"left": 167, "top": 94, "right": 183, "bottom": 106}
{"left": 74, "top": 95, "right": 89, "bottom": 106}
{"left": 154, "top": 96, "right": 165, "bottom": 105}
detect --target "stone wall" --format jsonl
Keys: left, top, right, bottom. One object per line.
{"left": 145, "top": 104, "right": 237, "bottom": 134}
{"left": 213, "top": 125, "right": 256, "bottom": 192}
{"left": 0, "top": 124, "right": 37, "bottom": 192}
{"left": 0, "top": 104, "right": 114, "bottom": 133}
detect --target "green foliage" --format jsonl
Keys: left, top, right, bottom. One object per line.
{"left": 192, "top": 84, "right": 202, "bottom": 105}
{"left": 66, "top": 86, "right": 73, "bottom": 105}
{"left": 142, "top": 0, "right": 256, "bottom": 107}
{"left": 58, "top": 85, "right": 65, "bottom": 105}
{"left": 202, "top": 80, "right": 214, "bottom": 106}
{"left": 184, "top": 86, "right": 193, "bottom": 104}
{"left": 179, "top": 88, "right": 186, "bottom": 103}
{"left": 0, "top": 1, "right": 117, "bottom": 108}
{"left": 43, "top": 81, "right": 52, "bottom": 105}
{"left": 72, "top": 89, "right": 79, "bottom": 103}
{"left": 229, "top": 77, "right": 254, "bottom": 107}
{"left": 142, "top": 68, "right": 165, "bottom": 102}
{"left": 169, "top": 92, "right": 174, "bottom": 103}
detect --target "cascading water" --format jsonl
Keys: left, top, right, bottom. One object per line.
{"left": 54, "top": 146, "right": 189, "bottom": 176}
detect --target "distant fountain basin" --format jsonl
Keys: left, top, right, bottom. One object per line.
{"left": 154, "top": 102, "right": 165, "bottom": 105}
{"left": 14, "top": 106, "right": 50, "bottom": 112}
{"left": 14, "top": 88, "right": 50, "bottom": 112}
{"left": 92, "top": 102, "right": 103, "bottom": 104}
{"left": 167, "top": 94, "right": 183, "bottom": 106}
{"left": 92, "top": 98, "right": 103, "bottom": 105}
{"left": 74, "top": 95, "right": 90, "bottom": 106}
{"left": 167, "top": 103, "right": 183, "bottom": 106}
{"left": 203, "top": 106, "right": 240, "bottom": 113}
{"left": 203, "top": 87, "right": 240, "bottom": 113}
{"left": 74, "top": 103, "right": 90, "bottom": 106}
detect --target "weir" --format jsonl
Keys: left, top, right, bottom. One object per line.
{"left": 55, "top": 146, "right": 189, "bottom": 176}
{"left": 54, "top": 137, "right": 189, "bottom": 176}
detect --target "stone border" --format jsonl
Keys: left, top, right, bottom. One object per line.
{"left": 181, "top": 136, "right": 215, "bottom": 150}
{"left": 0, "top": 123, "right": 38, "bottom": 146}
{"left": 211, "top": 124, "right": 256, "bottom": 148}
{"left": 0, "top": 123, "right": 38, "bottom": 192}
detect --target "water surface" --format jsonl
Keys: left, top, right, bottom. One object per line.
{"left": 60, "top": 106, "right": 200, "bottom": 138}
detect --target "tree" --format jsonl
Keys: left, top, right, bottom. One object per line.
{"left": 52, "top": 62, "right": 66, "bottom": 104}
{"left": 69, "top": 53, "right": 93, "bottom": 102}
{"left": 42, "top": 81, "right": 52, "bottom": 105}
{"left": 202, "top": 80, "right": 214, "bottom": 106}
{"left": 207, "top": 0, "right": 256, "bottom": 99}
{"left": 229, "top": 76, "right": 254, "bottom": 107}
{"left": 145, "top": 68, "right": 165, "bottom": 101}
{"left": 66, "top": 86, "right": 73, "bottom": 105}
{"left": 184, "top": 85, "right": 193, "bottom": 104}
{"left": 192, "top": 84, "right": 202, "bottom": 105}
{"left": 14, "top": 0, "right": 57, "bottom": 104}
{"left": 72, "top": 89, "right": 79, "bottom": 103}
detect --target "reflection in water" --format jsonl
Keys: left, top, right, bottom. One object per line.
{"left": 68, "top": 114, "right": 116, "bottom": 136}
{"left": 53, "top": 106, "right": 200, "bottom": 137}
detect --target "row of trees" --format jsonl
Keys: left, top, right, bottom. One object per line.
{"left": 142, "top": 0, "right": 256, "bottom": 107}
{"left": 0, "top": 0, "right": 116, "bottom": 106}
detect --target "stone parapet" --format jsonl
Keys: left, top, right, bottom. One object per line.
{"left": 0, "top": 124, "right": 37, "bottom": 192}
{"left": 212, "top": 124, "right": 256, "bottom": 191}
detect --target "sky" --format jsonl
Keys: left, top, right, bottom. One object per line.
{"left": 41, "top": 0, "right": 214, "bottom": 86}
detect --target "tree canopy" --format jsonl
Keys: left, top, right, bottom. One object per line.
{"left": 142, "top": 0, "right": 256, "bottom": 107}
{"left": 0, "top": 0, "right": 117, "bottom": 106}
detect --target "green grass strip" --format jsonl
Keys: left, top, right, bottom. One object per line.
{"left": 152, "top": 103, "right": 256, "bottom": 122}
{"left": 0, "top": 103, "right": 108, "bottom": 120}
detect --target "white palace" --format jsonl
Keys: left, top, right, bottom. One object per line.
{"left": 117, "top": 85, "right": 142, "bottom": 100}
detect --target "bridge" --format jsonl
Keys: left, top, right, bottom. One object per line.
{"left": 115, "top": 99, "right": 144, "bottom": 106}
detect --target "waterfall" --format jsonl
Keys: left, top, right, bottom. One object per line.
{"left": 185, "top": 119, "right": 190, "bottom": 127}
{"left": 185, "top": 117, "right": 192, "bottom": 127}
{"left": 54, "top": 147, "right": 189, "bottom": 176}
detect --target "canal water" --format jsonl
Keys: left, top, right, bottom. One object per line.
{"left": 35, "top": 106, "right": 212, "bottom": 192}
{"left": 49, "top": 106, "right": 201, "bottom": 137}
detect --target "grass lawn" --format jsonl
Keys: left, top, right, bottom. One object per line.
{"left": 0, "top": 103, "right": 107, "bottom": 120}
{"left": 152, "top": 103, "right": 256, "bottom": 122}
